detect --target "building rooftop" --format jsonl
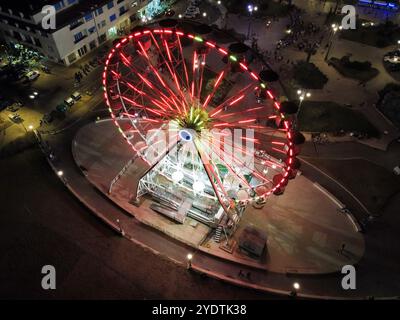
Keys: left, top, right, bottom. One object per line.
{"left": 0, "top": 0, "right": 59, "bottom": 15}
{"left": 53, "top": 0, "right": 112, "bottom": 31}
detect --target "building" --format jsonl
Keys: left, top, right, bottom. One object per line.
{"left": 0, "top": 0, "right": 151, "bottom": 66}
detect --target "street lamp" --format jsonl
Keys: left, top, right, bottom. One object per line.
{"left": 57, "top": 170, "right": 64, "bottom": 177}
{"left": 28, "top": 125, "right": 33, "bottom": 130}
{"left": 186, "top": 253, "right": 193, "bottom": 269}
{"left": 90, "top": 6, "right": 101, "bottom": 43}
{"left": 296, "top": 90, "right": 310, "bottom": 126}
{"left": 289, "top": 282, "right": 300, "bottom": 298}
{"left": 297, "top": 90, "right": 311, "bottom": 106}
{"left": 246, "top": 4, "right": 258, "bottom": 39}
{"left": 202, "top": 12, "right": 207, "bottom": 18}
{"left": 325, "top": 24, "right": 342, "bottom": 61}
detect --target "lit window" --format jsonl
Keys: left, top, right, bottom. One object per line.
{"left": 109, "top": 14, "right": 117, "bottom": 22}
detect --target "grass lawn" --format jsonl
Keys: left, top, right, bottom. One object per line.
{"left": 377, "top": 84, "right": 400, "bottom": 128}
{"left": 305, "top": 158, "right": 400, "bottom": 215}
{"left": 293, "top": 61, "right": 328, "bottom": 89}
{"left": 329, "top": 57, "right": 379, "bottom": 82}
{"left": 298, "top": 101, "right": 380, "bottom": 137}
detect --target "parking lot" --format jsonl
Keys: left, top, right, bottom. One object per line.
{"left": 0, "top": 43, "right": 107, "bottom": 146}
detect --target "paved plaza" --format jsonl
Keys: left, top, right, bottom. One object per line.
{"left": 72, "top": 120, "right": 365, "bottom": 275}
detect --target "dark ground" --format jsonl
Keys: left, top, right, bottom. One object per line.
{"left": 0, "top": 148, "right": 276, "bottom": 299}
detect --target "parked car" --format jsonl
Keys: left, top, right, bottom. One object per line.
{"left": 71, "top": 91, "right": 82, "bottom": 101}
{"left": 184, "top": 6, "right": 200, "bottom": 18}
{"left": 25, "top": 70, "right": 40, "bottom": 81}
{"left": 8, "top": 113, "right": 22, "bottom": 123}
{"left": 184, "top": 11, "right": 198, "bottom": 18}
{"left": 56, "top": 103, "right": 68, "bottom": 113}
{"left": 0, "top": 99, "right": 13, "bottom": 111}
{"left": 64, "top": 97, "right": 75, "bottom": 107}
{"left": 384, "top": 56, "right": 400, "bottom": 64}
{"left": 6, "top": 101, "right": 22, "bottom": 112}
{"left": 11, "top": 70, "right": 27, "bottom": 81}
{"left": 43, "top": 113, "right": 54, "bottom": 124}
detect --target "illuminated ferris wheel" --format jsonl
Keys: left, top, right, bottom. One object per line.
{"left": 103, "top": 21, "right": 303, "bottom": 226}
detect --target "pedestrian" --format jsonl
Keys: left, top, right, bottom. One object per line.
{"left": 238, "top": 270, "right": 244, "bottom": 277}
{"left": 340, "top": 243, "right": 346, "bottom": 254}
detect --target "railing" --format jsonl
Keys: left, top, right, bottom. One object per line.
{"left": 70, "top": 19, "right": 85, "bottom": 31}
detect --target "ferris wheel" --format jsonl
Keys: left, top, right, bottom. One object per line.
{"left": 103, "top": 22, "right": 303, "bottom": 216}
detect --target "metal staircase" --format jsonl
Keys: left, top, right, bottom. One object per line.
{"left": 214, "top": 225, "right": 223, "bottom": 243}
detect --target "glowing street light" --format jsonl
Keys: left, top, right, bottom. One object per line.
{"left": 246, "top": 4, "right": 258, "bottom": 39}
{"left": 187, "top": 253, "right": 193, "bottom": 269}
{"left": 28, "top": 125, "right": 34, "bottom": 130}
{"left": 57, "top": 170, "right": 64, "bottom": 177}
{"left": 217, "top": 0, "right": 221, "bottom": 4}
{"left": 325, "top": 24, "right": 342, "bottom": 61}
{"left": 296, "top": 90, "right": 311, "bottom": 125}
{"left": 290, "top": 282, "right": 301, "bottom": 297}
{"left": 178, "top": 14, "right": 182, "bottom": 18}
{"left": 247, "top": 4, "right": 258, "bottom": 12}
{"left": 297, "top": 90, "right": 311, "bottom": 101}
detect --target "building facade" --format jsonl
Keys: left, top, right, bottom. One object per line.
{"left": 0, "top": 0, "right": 150, "bottom": 66}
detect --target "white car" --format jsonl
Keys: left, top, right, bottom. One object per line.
{"left": 185, "top": 6, "right": 200, "bottom": 16}
{"left": 25, "top": 70, "right": 40, "bottom": 81}
{"left": 8, "top": 113, "right": 21, "bottom": 123}
{"left": 184, "top": 12, "right": 196, "bottom": 18}
{"left": 384, "top": 56, "right": 400, "bottom": 64}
